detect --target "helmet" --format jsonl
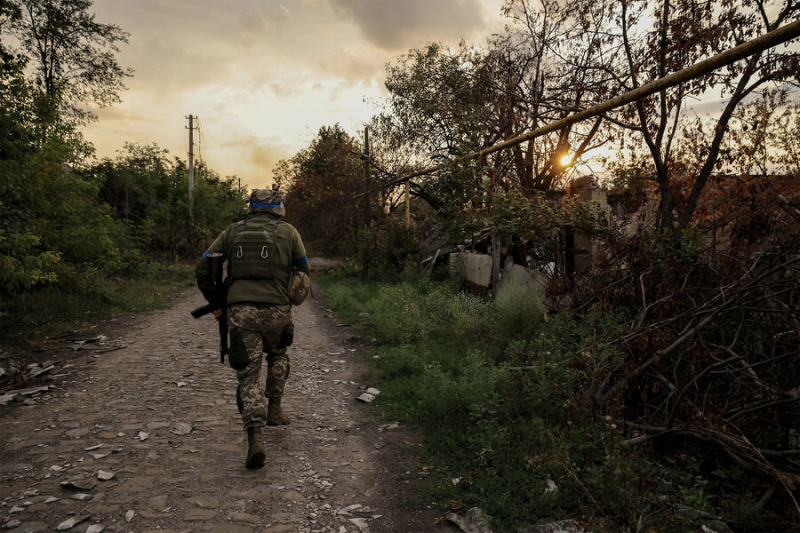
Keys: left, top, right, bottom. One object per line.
{"left": 248, "top": 188, "right": 286, "bottom": 216}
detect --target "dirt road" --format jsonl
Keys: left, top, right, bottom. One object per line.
{"left": 0, "top": 279, "right": 443, "bottom": 533}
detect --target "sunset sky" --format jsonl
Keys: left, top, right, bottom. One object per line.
{"left": 83, "top": 0, "right": 507, "bottom": 188}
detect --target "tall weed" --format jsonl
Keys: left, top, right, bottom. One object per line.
{"left": 319, "top": 273, "right": 641, "bottom": 532}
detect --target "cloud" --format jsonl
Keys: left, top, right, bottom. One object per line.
{"left": 331, "top": 0, "right": 489, "bottom": 51}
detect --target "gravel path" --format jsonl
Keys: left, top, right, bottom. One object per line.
{"left": 1, "top": 280, "right": 443, "bottom": 533}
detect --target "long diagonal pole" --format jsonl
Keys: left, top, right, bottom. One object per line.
{"left": 357, "top": 19, "right": 800, "bottom": 198}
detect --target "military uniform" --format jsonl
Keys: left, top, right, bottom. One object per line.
{"left": 195, "top": 189, "right": 310, "bottom": 468}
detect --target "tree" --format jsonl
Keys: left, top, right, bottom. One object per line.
{"left": 376, "top": 5, "right": 612, "bottom": 220}
{"left": 573, "top": 0, "right": 800, "bottom": 230}
{"left": 6, "top": 0, "right": 131, "bottom": 124}
{"left": 278, "top": 125, "right": 375, "bottom": 252}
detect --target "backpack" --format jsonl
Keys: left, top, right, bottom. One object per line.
{"left": 227, "top": 217, "right": 288, "bottom": 283}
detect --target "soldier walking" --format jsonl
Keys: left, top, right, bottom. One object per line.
{"left": 195, "top": 188, "right": 311, "bottom": 468}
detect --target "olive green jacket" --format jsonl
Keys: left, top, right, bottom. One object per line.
{"left": 195, "top": 214, "right": 310, "bottom": 306}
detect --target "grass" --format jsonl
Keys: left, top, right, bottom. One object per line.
{"left": 0, "top": 261, "right": 195, "bottom": 350}
{"left": 317, "top": 271, "right": 646, "bottom": 532}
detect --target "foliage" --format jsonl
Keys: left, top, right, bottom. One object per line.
{"left": 5, "top": 0, "right": 132, "bottom": 124}
{"left": 566, "top": 0, "right": 800, "bottom": 231}
{"left": 319, "top": 273, "right": 654, "bottom": 532}
{"left": 276, "top": 124, "right": 380, "bottom": 254}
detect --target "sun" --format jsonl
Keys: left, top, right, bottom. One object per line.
{"left": 560, "top": 153, "right": 573, "bottom": 167}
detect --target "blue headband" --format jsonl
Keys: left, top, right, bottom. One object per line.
{"left": 250, "top": 201, "right": 283, "bottom": 209}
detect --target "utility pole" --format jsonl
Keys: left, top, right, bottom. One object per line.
{"left": 363, "top": 126, "right": 370, "bottom": 229}
{"left": 405, "top": 181, "right": 410, "bottom": 230}
{"left": 187, "top": 114, "right": 195, "bottom": 223}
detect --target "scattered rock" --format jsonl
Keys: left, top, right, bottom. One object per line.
{"left": 60, "top": 479, "right": 97, "bottom": 491}
{"left": 175, "top": 381, "right": 187, "bottom": 388}
{"left": 96, "top": 471, "right": 115, "bottom": 481}
{"left": 193, "top": 496, "right": 220, "bottom": 509}
{"left": 56, "top": 515, "right": 88, "bottom": 531}
{"left": 6, "top": 386, "right": 49, "bottom": 397}
{"left": 45, "top": 497, "right": 60, "bottom": 504}
{"left": 337, "top": 504, "right": 362, "bottom": 516}
{"left": 50, "top": 465, "right": 65, "bottom": 472}
{"left": 446, "top": 507, "right": 494, "bottom": 533}
{"left": 365, "top": 388, "right": 380, "bottom": 396}
{"left": 124, "top": 510, "right": 134, "bottom": 523}
{"left": 356, "top": 393, "right": 375, "bottom": 403}
{"left": 349, "top": 518, "right": 371, "bottom": 533}
{"left": 85, "top": 526, "right": 104, "bottom": 533}
{"left": 90, "top": 453, "right": 108, "bottom": 460}
{"left": 171, "top": 423, "right": 192, "bottom": 435}
{"left": 0, "top": 393, "right": 18, "bottom": 406}
{"left": 70, "top": 494, "right": 92, "bottom": 501}
{"left": 9, "top": 505, "right": 25, "bottom": 514}
{"left": 84, "top": 444, "right": 103, "bottom": 452}
{"left": 137, "top": 431, "right": 149, "bottom": 441}
{"left": 3, "top": 520, "right": 20, "bottom": 529}
{"left": 228, "top": 512, "right": 259, "bottom": 524}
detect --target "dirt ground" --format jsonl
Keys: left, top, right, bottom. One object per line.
{"left": 0, "top": 271, "right": 448, "bottom": 533}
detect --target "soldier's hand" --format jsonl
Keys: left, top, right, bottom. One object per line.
{"left": 213, "top": 309, "right": 223, "bottom": 321}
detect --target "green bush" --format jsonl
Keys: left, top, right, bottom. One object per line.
{"left": 318, "top": 273, "right": 644, "bottom": 532}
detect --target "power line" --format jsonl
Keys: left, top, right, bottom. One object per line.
{"left": 356, "top": 19, "right": 800, "bottom": 197}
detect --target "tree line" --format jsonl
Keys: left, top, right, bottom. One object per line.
{"left": 0, "top": 0, "right": 245, "bottom": 300}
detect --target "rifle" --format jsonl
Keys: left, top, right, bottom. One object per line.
{"left": 190, "top": 253, "right": 228, "bottom": 364}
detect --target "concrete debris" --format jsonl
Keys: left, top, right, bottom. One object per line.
{"left": 137, "top": 431, "right": 149, "bottom": 441}
{"left": 60, "top": 479, "right": 96, "bottom": 491}
{"left": 96, "top": 470, "right": 116, "bottom": 481}
{"left": 356, "top": 393, "right": 375, "bottom": 403}
{"left": 349, "top": 517, "right": 370, "bottom": 533}
{"left": 85, "top": 526, "right": 105, "bottom": 533}
{"left": 365, "top": 388, "right": 380, "bottom": 396}
{"left": 446, "top": 507, "right": 494, "bottom": 533}
{"left": 4, "top": 386, "right": 49, "bottom": 397}
{"left": 0, "top": 393, "right": 18, "bottom": 405}
{"left": 124, "top": 510, "right": 134, "bottom": 523}
{"left": 702, "top": 522, "right": 734, "bottom": 533}
{"left": 171, "top": 423, "right": 192, "bottom": 435}
{"left": 57, "top": 515, "right": 88, "bottom": 531}
{"left": 336, "top": 504, "right": 363, "bottom": 516}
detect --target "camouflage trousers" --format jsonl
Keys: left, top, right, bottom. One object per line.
{"left": 227, "top": 303, "right": 293, "bottom": 429}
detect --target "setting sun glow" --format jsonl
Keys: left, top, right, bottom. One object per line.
{"left": 560, "top": 154, "right": 573, "bottom": 166}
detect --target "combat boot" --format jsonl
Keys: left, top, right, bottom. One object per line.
{"left": 245, "top": 426, "right": 266, "bottom": 468}
{"left": 267, "top": 397, "right": 290, "bottom": 426}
